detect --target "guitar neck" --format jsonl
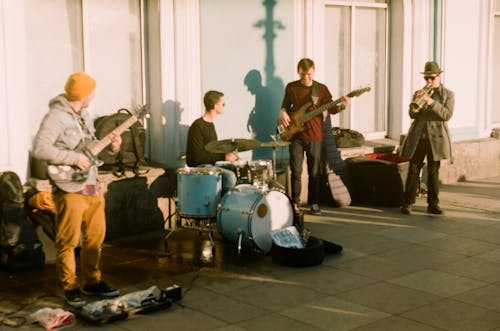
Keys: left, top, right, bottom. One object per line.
{"left": 88, "top": 115, "right": 138, "bottom": 155}
{"left": 299, "top": 96, "right": 344, "bottom": 124}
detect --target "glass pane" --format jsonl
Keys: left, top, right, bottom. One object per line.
{"left": 493, "top": 16, "right": 500, "bottom": 123}
{"left": 86, "top": 0, "right": 143, "bottom": 116}
{"left": 24, "top": 0, "right": 83, "bottom": 133}
{"left": 324, "top": 5, "right": 351, "bottom": 128}
{"left": 353, "top": 7, "right": 387, "bottom": 133}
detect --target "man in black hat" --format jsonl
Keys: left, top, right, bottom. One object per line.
{"left": 400, "top": 61, "right": 455, "bottom": 215}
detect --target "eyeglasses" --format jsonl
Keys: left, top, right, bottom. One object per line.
{"left": 424, "top": 75, "right": 438, "bottom": 81}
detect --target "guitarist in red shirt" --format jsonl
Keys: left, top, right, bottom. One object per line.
{"left": 278, "top": 58, "right": 349, "bottom": 215}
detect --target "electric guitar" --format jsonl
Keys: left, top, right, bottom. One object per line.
{"left": 277, "top": 87, "right": 371, "bottom": 141}
{"left": 47, "top": 105, "right": 148, "bottom": 192}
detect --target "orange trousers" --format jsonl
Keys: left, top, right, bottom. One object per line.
{"left": 53, "top": 191, "right": 106, "bottom": 291}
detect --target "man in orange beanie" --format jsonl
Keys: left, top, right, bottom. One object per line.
{"left": 33, "top": 72, "right": 122, "bottom": 307}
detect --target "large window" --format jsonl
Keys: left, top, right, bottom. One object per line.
{"left": 24, "top": 0, "right": 144, "bottom": 133}
{"left": 324, "top": 1, "right": 387, "bottom": 137}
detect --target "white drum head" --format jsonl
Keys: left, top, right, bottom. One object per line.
{"left": 250, "top": 190, "right": 293, "bottom": 253}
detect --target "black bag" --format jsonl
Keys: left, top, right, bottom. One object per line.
{"left": 332, "top": 127, "right": 365, "bottom": 148}
{"left": 94, "top": 108, "right": 147, "bottom": 176}
{"left": 0, "top": 171, "right": 24, "bottom": 205}
{"left": 346, "top": 154, "right": 409, "bottom": 207}
{"left": 0, "top": 172, "right": 45, "bottom": 272}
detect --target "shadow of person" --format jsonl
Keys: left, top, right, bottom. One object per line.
{"left": 245, "top": 70, "right": 281, "bottom": 161}
{"left": 160, "top": 99, "right": 190, "bottom": 167}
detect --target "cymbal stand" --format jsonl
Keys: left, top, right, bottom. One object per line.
{"left": 269, "top": 135, "right": 285, "bottom": 190}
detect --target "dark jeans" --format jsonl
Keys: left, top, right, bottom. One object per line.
{"left": 289, "top": 139, "right": 322, "bottom": 205}
{"left": 403, "top": 138, "right": 440, "bottom": 206}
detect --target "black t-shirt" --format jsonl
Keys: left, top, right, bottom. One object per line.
{"left": 186, "top": 117, "right": 225, "bottom": 167}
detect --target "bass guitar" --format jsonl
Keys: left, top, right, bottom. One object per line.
{"left": 277, "top": 87, "right": 371, "bottom": 141}
{"left": 47, "top": 105, "right": 148, "bottom": 192}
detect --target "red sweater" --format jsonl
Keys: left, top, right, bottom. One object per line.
{"left": 281, "top": 80, "right": 333, "bottom": 141}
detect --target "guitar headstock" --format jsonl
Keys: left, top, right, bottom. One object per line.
{"left": 346, "top": 86, "right": 371, "bottom": 98}
{"left": 133, "top": 104, "right": 149, "bottom": 120}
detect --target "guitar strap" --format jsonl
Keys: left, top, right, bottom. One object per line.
{"left": 311, "top": 81, "right": 319, "bottom": 106}
{"left": 311, "top": 81, "right": 328, "bottom": 121}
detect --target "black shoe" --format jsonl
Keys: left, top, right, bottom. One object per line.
{"left": 82, "top": 281, "right": 120, "bottom": 297}
{"left": 400, "top": 204, "right": 412, "bottom": 215}
{"left": 311, "top": 204, "right": 322, "bottom": 215}
{"left": 427, "top": 204, "right": 443, "bottom": 214}
{"left": 65, "top": 289, "right": 86, "bottom": 308}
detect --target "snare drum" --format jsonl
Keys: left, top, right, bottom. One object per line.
{"left": 215, "top": 160, "right": 251, "bottom": 185}
{"left": 177, "top": 167, "right": 221, "bottom": 218}
{"left": 248, "top": 159, "right": 273, "bottom": 189}
{"left": 233, "top": 160, "right": 251, "bottom": 184}
{"left": 217, "top": 185, "right": 293, "bottom": 253}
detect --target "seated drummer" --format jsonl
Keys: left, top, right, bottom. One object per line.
{"left": 186, "top": 90, "right": 237, "bottom": 194}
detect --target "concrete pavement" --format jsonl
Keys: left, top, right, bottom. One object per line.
{"left": 1, "top": 176, "right": 499, "bottom": 330}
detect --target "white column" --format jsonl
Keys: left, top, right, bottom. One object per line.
{"left": 0, "top": 0, "right": 30, "bottom": 179}
{"left": 388, "top": 0, "right": 414, "bottom": 139}
{"left": 146, "top": 0, "right": 201, "bottom": 167}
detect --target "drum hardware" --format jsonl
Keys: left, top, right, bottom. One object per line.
{"left": 164, "top": 215, "right": 216, "bottom": 252}
{"left": 248, "top": 160, "right": 273, "bottom": 190}
{"left": 216, "top": 160, "right": 251, "bottom": 185}
{"left": 238, "top": 232, "right": 243, "bottom": 255}
{"left": 205, "top": 138, "right": 261, "bottom": 154}
{"left": 260, "top": 140, "right": 291, "bottom": 148}
{"left": 260, "top": 136, "right": 289, "bottom": 191}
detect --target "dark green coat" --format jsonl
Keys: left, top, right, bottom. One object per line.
{"left": 400, "top": 85, "right": 454, "bottom": 161}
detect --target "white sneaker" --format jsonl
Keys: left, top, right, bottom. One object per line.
{"left": 311, "top": 204, "right": 321, "bottom": 215}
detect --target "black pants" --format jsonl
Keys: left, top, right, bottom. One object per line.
{"left": 289, "top": 139, "right": 322, "bottom": 205}
{"left": 403, "top": 138, "right": 440, "bottom": 206}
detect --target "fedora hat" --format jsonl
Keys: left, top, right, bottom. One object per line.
{"left": 421, "top": 61, "right": 443, "bottom": 75}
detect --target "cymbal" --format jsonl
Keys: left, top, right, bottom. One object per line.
{"left": 260, "top": 141, "right": 291, "bottom": 148}
{"left": 205, "top": 138, "right": 261, "bottom": 154}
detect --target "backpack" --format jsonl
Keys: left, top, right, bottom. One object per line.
{"left": 332, "top": 127, "right": 365, "bottom": 148}
{"left": 0, "top": 172, "right": 45, "bottom": 272}
{"left": 94, "top": 108, "right": 147, "bottom": 176}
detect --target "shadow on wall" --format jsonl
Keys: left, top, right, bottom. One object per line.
{"left": 245, "top": 0, "right": 287, "bottom": 166}
{"left": 157, "top": 99, "right": 189, "bottom": 168}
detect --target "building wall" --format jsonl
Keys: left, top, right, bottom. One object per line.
{"left": 199, "top": 0, "right": 295, "bottom": 162}
{"left": 0, "top": 0, "right": 498, "bottom": 181}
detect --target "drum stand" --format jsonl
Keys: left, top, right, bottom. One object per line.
{"left": 164, "top": 213, "right": 216, "bottom": 253}
{"left": 269, "top": 141, "right": 285, "bottom": 191}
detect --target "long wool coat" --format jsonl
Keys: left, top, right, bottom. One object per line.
{"left": 400, "top": 85, "right": 454, "bottom": 161}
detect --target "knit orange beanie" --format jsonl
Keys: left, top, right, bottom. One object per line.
{"left": 64, "top": 72, "right": 96, "bottom": 101}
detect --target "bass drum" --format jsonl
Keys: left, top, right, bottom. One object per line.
{"left": 217, "top": 185, "right": 293, "bottom": 253}
{"left": 177, "top": 167, "right": 221, "bottom": 218}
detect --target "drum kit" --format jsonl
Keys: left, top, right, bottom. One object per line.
{"left": 167, "top": 137, "right": 294, "bottom": 255}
